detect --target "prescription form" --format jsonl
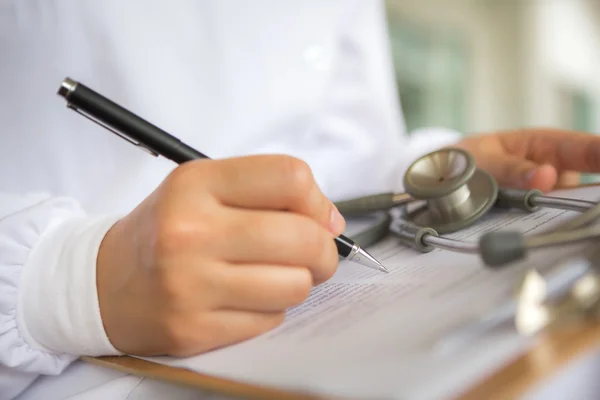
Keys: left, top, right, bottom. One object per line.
{"left": 143, "top": 186, "right": 600, "bottom": 400}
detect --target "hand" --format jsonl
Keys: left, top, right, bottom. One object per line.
{"left": 96, "top": 155, "right": 346, "bottom": 356}
{"left": 454, "top": 128, "right": 600, "bottom": 192}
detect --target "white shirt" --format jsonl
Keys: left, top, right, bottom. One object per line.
{"left": 0, "top": 1, "right": 460, "bottom": 398}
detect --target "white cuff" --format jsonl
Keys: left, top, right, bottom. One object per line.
{"left": 406, "top": 126, "right": 463, "bottom": 158}
{"left": 19, "top": 214, "right": 124, "bottom": 357}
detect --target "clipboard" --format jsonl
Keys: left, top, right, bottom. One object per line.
{"left": 84, "top": 182, "right": 600, "bottom": 400}
{"left": 82, "top": 321, "right": 600, "bottom": 400}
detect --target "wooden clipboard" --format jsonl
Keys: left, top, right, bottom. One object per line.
{"left": 84, "top": 182, "right": 600, "bottom": 400}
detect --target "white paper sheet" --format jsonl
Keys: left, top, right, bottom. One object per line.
{"left": 144, "top": 186, "right": 600, "bottom": 400}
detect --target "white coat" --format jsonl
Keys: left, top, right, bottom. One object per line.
{"left": 0, "top": 1, "right": 460, "bottom": 398}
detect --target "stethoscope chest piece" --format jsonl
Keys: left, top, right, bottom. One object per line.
{"left": 403, "top": 148, "right": 498, "bottom": 234}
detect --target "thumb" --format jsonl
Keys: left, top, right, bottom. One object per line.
{"left": 483, "top": 154, "right": 558, "bottom": 192}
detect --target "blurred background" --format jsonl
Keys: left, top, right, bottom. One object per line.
{"left": 384, "top": 0, "right": 600, "bottom": 182}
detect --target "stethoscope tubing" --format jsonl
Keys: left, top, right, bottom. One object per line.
{"left": 390, "top": 194, "right": 600, "bottom": 267}
{"left": 417, "top": 222, "right": 600, "bottom": 255}
{"left": 531, "top": 195, "right": 596, "bottom": 213}
{"left": 421, "top": 235, "right": 478, "bottom": 254}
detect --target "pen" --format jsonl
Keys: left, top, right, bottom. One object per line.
{"left": 56, "top": 77, "right": 388, "bottom": 273}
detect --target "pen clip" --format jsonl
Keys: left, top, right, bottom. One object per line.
{"left": 67, "top": 103, "right": 159, "bottom": 157}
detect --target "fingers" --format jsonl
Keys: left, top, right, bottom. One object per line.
{"left": 556, "top": 171, "right": 581, "bottom": 188}
{"left": 184, "top": 155, "right": 346, "bottom": 235}
{"left": 214, "top": 264, "right": 313, "bottom": 312}
{"left": 166, "top": 309, "right": 286, "bottom": 357}
{"left": 472, "top": 148, "right": 571, "bottom": 192}
{"left": 198, "top": 208, "right": 339, "bottom": 284}
{"left": 504, "top": 129, "right": 600, "bottom": 173}
{"left": 477, "top": 153, "right": 543, "bottom": 189}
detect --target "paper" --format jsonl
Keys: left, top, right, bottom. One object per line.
{"left": 146, "top": 186, "right": 599, "bottom": 400}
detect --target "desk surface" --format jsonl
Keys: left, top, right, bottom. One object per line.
{"left": 460, "top": 322, "right": 600, "bottom": 400}
{"left": 85, "top": 320, "right": 600, "bottom": 400}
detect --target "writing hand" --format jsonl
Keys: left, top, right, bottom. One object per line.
{"left": 96, "top": 155, "right": 346, "bottom": 356}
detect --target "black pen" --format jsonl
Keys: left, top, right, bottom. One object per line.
{"left": 56, "top": 77, "right": 388, "bottom": 273}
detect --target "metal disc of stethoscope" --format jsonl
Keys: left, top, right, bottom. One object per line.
{"left": 402, "top": 147, "right": 499, "bottom": 234}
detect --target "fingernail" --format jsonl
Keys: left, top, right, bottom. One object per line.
{"left": 523, "top": 168, "right": 536, "bottom": 183}
{"left": 329, "top": 205, "right": 346, "bottom": 235}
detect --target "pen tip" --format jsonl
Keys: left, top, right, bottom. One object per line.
{"left": 350, "top": 247, "right": 389, "bottom": 273}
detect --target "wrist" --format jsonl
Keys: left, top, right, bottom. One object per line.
{"left": 96, "top": 216, "right": 138, "bottom": 352}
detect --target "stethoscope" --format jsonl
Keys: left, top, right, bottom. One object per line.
{"left": 335, "top": 148, "right": 600, "bottom": 268}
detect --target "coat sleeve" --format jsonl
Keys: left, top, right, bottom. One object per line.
{"left": 0, "top": 192, "right": 122, "bottom": 399}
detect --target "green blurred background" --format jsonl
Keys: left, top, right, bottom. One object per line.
{"left": 385, "top": 0, "right": 600, "bottom": 182}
